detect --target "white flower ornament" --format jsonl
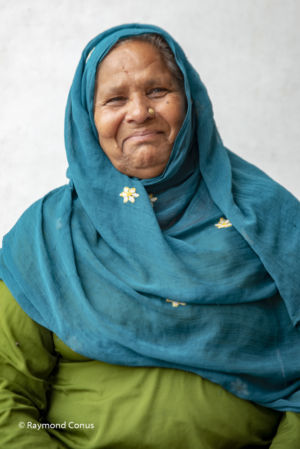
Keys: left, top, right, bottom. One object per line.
{"left": 120, "top": 187, "right": 140, "bottom": 204}
{"left": 166, "top": 299, "right": 187, "bottom": 308}
{"left": 148, "top": 193, "right": 158, "bottom": 207}
{"left": 215, "top": 217, "right": 232, "bottom": 229}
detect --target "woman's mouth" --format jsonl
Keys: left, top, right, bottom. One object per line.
{"left": 123, "top": 130, "right": 163, "bottom": 144}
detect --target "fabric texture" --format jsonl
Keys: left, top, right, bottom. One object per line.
{"left": 3, "top": 280, "right": 300, "bottom": 449}
{"left": 0, "top": 24, "right": 299, "bottom": 411}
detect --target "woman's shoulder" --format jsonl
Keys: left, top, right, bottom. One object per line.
{"left": 228, "top": 148, "right": 299, "bottom": 206}
{"left": 0, "top": 280, "right": 57, "bottom": 368}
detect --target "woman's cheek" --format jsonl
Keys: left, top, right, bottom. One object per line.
{"left": 95, "top": 111, "right": 123, "bottom": 140}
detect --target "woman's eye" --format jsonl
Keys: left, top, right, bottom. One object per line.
{"left": 106, "top": 96, "right": 126, "bottom": 104}
{"left": 148, "top": 88, "right": 168, "bottom": 97}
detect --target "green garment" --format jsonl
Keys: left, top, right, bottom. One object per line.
{"left": 0, "top": 281, "right": 299, "bottom": 448}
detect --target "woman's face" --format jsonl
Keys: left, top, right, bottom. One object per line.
{"left": 94, "top": 40, "right": 186, "bottom": 179}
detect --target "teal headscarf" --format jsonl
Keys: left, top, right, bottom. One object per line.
{"left": 1, "top": 24, "right": 300, "bottom": 411}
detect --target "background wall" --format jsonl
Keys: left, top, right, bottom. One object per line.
{"left": 1, "top": 0, "right": 299, "bottom": 238}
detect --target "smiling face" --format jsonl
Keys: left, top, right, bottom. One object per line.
{"left": 93, "top": 40, "right": 186, "bottom": 179}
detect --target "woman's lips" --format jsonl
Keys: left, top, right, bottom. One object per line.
{"left": 123, "top": 130, "right": 163, "bottom": 144}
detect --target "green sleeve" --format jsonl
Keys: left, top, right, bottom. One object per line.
{"left": 0, "top": 281, "right": 62, "bottom": 448}
{"left": 269, "top": 412, "right": 300, "bottom": 448}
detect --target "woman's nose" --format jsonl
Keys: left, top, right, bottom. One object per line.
{"left": 125, "top": 95, "right": 152, "bottom": 123}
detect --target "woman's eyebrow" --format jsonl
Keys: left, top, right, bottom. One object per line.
{"left": 98, "top": 85, "right": 125, "bottom": 95}
{"left": 144, "top": 77, "right": 169, "bottom": 86}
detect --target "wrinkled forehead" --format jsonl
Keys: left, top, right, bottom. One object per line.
{"left": 95, "top": 40, "right": 178, "bottom": 89}
{"left": 85, "top": 30, "right": 188, "bottom": 85}
{"left": 99, "top": 37, "right": 182, "bottom": 80}
{"left": 96, "top": 39, "right": 163, "bottom": 75}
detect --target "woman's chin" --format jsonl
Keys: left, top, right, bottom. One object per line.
{"left": 114, "top": 146, "right": 169, "bottom": 178}
{"left": 115, "top": 160, "right": 166, "bottom": 179}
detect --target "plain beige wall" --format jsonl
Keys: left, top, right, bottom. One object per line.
{"left": 1, "top": 0, "right": 299, "bottom": 238}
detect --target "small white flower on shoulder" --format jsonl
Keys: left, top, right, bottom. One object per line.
{"left": 215, "top": 217, "right": 232, "bottom": 229}
{"left": 148, "top": 193, "right": 158, "bottom": 207}
{"left": 166, "top": 298, "right": 187, "bottom": 308}
{"left": 120, "top": 187, "right": 140, "bottom": 204}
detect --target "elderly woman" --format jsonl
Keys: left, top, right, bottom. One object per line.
{"left": 0, "top": 23, "right": 299, "bottom": 448}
